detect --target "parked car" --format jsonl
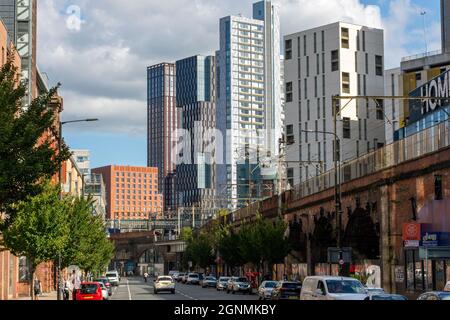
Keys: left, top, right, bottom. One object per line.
{"left": 300, "top": 276, "right": 368, "bottom": 300}
{"left": 258, "top": 281, "right": 278, "bottom": 300}
{"left": 94, "top": 278, "right": 112, "bottom": 296}
{"left": 186, "top": 273, "right": 200, "bottom": 285}
{"left": 97, "top": 282, "right": 109, "bottom": 300}
{"left": 171, "top": 272, "right": 180, "bottom": 280}
{"left": 366, "top": 294, "right": 408, "bottom": 300}
{"left": 417, "top": 291, "right": 450, "bottom": 300}
{"left": 105, "top": 271, "right": 120, "bottom": 286}
{"left": 75, "top": 282, "right": 103, "bottom": 301}
{"left": 181, "top": 273, "right": 189, "bottom": 284}
{"left": 216, "top": 277, "right": 230, "bottom": 291}
{"left": 444, "top": 281, "right": 450, "bottom": 291}
{"left": 169, "top": 270, "right": 179, "bottom": 279}
{"left": 176, "top": 273, "right": 185, "bottom": 282}
{"left": 271, "top": 281, "right": 301, "bottom": 300}
{"left": 201, "top": 276, "right": 217, "bottom": 288}
{"left": 154, "top": 276, "right": 176, "bottom": 294}
{"left": 227, "top": 277, "right": 252, "bottom": 295}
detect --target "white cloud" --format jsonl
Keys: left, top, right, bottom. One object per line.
{"left": 37, "top": 0, "right": 440, "bottom": 135}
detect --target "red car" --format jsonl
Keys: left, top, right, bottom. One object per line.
{"left": 75, "top": 282, "right": 103, "bottom": 301}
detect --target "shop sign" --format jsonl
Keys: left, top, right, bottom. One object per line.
{"left": 404, "top": 240, "right": 420, "bottom": 248}
{"left": 402, "top": 223, "right": 421, "bottom": 241}
{"left": 421, "top": 232, "right": 450, "bottom": 247}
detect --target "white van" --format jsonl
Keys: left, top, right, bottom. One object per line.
{"left": 300, "top": 276, "right": 368, "bottom": 300}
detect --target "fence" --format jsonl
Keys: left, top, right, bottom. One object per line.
{"left": 291, "top": 121, "right": 450, "bottom": 201}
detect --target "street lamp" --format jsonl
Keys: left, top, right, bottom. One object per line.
{"left": 57, "top": 118, "right": 99, "bottom": 300}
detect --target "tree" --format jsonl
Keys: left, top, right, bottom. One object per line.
{"left": 60, "top": 196, "right": 114, "bottom": 275}
{"left": 185, "top": 232, "right": 215, "bottom": 271}
{"left": 216, "top": 225, "right": 246, "bottom": 273}
{"left": 0, "top": 60, "right": 70, "bottom": 229}
{"left": 1, "top": 182, "right": 69, "bottom": 299}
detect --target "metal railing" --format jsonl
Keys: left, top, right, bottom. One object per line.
{"left": 290, "top": 121, "right": 450, "bottom": 201}
{"left": 401, "top": 49, "right": 443, "bottom": 63}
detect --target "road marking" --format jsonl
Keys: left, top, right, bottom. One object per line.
{"left": 127, "top": 279, "right": 132, "bottom": 301}
{"left": 175, "top": 288, "right": 198, "bottom": 300}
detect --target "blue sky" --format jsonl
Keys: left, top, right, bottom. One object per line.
{"left": 38, "top": 0, "right": 444, "bottom": 169}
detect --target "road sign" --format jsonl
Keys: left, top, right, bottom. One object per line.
{"left": 327, "top": 247, "right": 352, "bottom": 264}
{"left": 339, "top": 259, "right": 345, "bottom": 266}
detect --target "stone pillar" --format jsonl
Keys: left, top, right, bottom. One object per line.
{"left": 379, "top": 185, "right": 393, "bottom": 292}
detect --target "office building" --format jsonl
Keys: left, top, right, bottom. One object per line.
{"left": 175, "top": 55, "right": 216, "bottom": 213}
{"left": 84, "top": 173, "right": 107, "bottom": 220}
{"left": 284, "top": 22, "right": 386, "bottom": 186}
{"left": 442, "top": 0, "right": 450, "bottom": 54}
{"left": 216, "top": 0, "right": 283, "bottom": 209}
{"left": 384, "top": 68, "right": 402, "bottom": 145}
{"left": 0, "top": 0, "right": 37, "bottom": 103}
{"left": 72, "top": 149, "right": 91, "bottom": 175}
{"left": 92, "top": 165, "right": 163, "bottom": 221}
{"left": 147, "top": 63, "right": 179, "bottom": 211}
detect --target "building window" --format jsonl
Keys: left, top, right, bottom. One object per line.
{"left": 362, "top": 30, "right": 366, "bottom": 51}
{"left": 321, "top": 30, "right": 325, "bottom": 52}
{"left": 357, "top": 74, "right": 361, "bottom": 95}
{"left": 298, "top": 58, "right": 301, "bottom": 78}
{"left": 365, "top": 53, "right": 369, "bottom": 74}
{"left": 342, "top": 72, "right": 350, "bottom": 94}
{"left": 314, "top": 32, "right": 317, "bottom": 53}
{"left": 286, "top": 125, "right": 295, "bottom": 145}
{"left": 303, "top": 35, "right": 307, "bottom": 56}
{"left": 285, "top": 39, "right": 292, "bottom": 60}
{"left": 375, "top": 55, "right": 383, "bottom": 76}
{"left": 306, "top": 56, "right": 310, "bottom": 77}
{"left": 287, "top": 168, "right": 294, "bottom": 187}
{"left": 355, "top": 52, "right": 358, "bottom": 72}
{"left": 341, "top": 27, "right": 349, "bottom": 49}
{"left": 356, "top": 30, "right": 360, "bottom": 51}
{"left": 304, "top": 79, "right": 308, "bottom": 99}
{"left": 376, "top": 99, "right": 384, "bottom": 120}
{"left": 298, "top": 80, "right": 302, "bottom": 102}
{"left": 343, "top": 117, "right": 351, "bottom": 139}
{"left": 435, "top": 175, "right": 443, "bottom": 200}
{"left": 314, "top": 77, "right": 318, "bottom": 97}
{"left": 307, "top": 100, "right": 310, "bottom": 121}
{"left": 415, "top": 73, "right": 422, "bottom": 81}
{"left": 286, "top": 81, "right": 293, "bottom": 102}
{"left": 316, "top": 54, "right": 320, "bottom": 75}
{"left": 331, "top": 50, "right": 339, "bottom": 72}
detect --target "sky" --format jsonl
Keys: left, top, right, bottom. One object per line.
{"left": 37, "top": 0, "right": 442, "bottom": 169}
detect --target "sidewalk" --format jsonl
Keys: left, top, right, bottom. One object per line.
{"left": 13, "top": 291, "right": 57, "bottom": 301}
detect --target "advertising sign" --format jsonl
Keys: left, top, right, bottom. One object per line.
{"left": 421, "top": 232, "right": 450, "bottom": 247}
{"left": 402, "top": 223, "right": 421, "bottom": 241}
{"left": 408, "top": 70, "right": 450, "bottom": 123}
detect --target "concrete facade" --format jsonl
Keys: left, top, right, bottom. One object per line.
{"left": 284, "top": 22, "right": 386, "bottom": 187}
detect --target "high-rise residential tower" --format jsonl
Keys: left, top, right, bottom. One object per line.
{"left": 147, "top": 63, "right": 179, "bottom": 212}
{"left": 175, "top": 55, "right": 216, "bottom": 214}
{"left": 216, "top": 0, "right": 283, "bottom": 210}
{"left": 284, "top": 22, "right": 386, "bottom": 187}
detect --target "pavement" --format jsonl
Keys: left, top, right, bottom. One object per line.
{"left": 14, "top": 291, "right": 58, "bottom": 301}
{"left": 110, "top": 277, "right": 259, "bottom": 301}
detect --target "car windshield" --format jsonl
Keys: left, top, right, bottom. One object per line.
{"left": 94, "top": 279, "right": 107, "bottom": 284}
{"left": 189, "top": 274, "right": 199, "bottom": 278}
{"left": 158, "top": 277, "right": 172, "bottom": 282}
{"left": 326, "top": 280, "right": 366, "bottom": 294}
{"left": 220, "top": 278, "right": 230, "bottom": 282}
{"left": 367, "top": 288, "right": 385, "bottom": 294}
{"left": 80, "top": 284, "right": 98, "bottom": 294}
{"left": 265, "top": 282, "right": 277, "bottom": 288}
{"left": 238, "top": 278, "right": 248, "bottom": 283}
{"left": 106, "top": 273, "right": 117, "bottom": 277}
{"left": 282, "top": 282, "right": 299, "bottom": 289}
{"left": 438, "top": 292, "right": 450, "bottom": 300}
{"left": 372, "top": 295, "right": 407, "bottom": 300}
{"left": 206, "top": 277, "right": 216, "bottom": 281}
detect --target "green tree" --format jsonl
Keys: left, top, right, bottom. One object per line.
{"left": 216, "top": 225, "right": 246, "bottom": 273}
{"left": 185, "top": 232, "right": 215, "bottom": 270}
{"left": 0, "top": 60, "right": 70, "bottom": 229}
{"left": 60, "top": 196, "right": 114, "bottom": 275}
{"left": 1, "top": 182, "right": 69, "bottom": 299}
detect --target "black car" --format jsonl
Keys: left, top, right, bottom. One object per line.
{"left": 94, "top": 278, "right": 112, "bottom": 296}
{"left": 271, "top": 281, "right": 301, "bottom": 300}
{"left": 417, "top": 291, "right": 450, "bottom": 300}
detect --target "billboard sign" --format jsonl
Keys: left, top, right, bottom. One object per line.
{"left": 402, "top": 223, "right": 421, "bottom": 241}
{"left": 409, "top": 70, "right": 450, "bottom": 123}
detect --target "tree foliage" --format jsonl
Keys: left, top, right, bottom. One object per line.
{"left": 184, "top": 232, "right": 215, "bottom": 270}
{"left": 2, "top": 182, "right": 69, "bottom": 298}
{"left": 0, "top": 60, "right": 70, "bottom": 229}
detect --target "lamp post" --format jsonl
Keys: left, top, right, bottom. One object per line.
{"left": 57, "top": 118, "right": 98, "bottom": 300}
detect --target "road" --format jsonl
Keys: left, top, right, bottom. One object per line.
{"left": 110, "top": 277, "right": 259, "bottom": 301}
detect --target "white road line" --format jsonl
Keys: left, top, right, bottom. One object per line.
{"left": 127, "top": 279, "right": 132, "bottom": 301}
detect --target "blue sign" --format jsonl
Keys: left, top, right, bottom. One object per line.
{"left": 409, "top": 70, "right": 450, "bottom": 123}
{"left": 421, "top": 232, "right": 450, "bottom": 247}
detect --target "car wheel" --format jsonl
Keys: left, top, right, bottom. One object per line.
{"left": 232, "top": 290, "right": 235, "bottom": 294}
{"left": 171, "top": 290, "right": 175, "bottom": 294}
{"left": 226, "top": 290, "right": 230, "bottom": 294}
{"left": 154, "top": 290, "right": 157, "bottom": 294}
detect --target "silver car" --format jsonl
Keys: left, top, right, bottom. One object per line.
{"left": 97, "top": 282, "right": 109, "bottom": 300}
{"left": 217, "top": 277, "right": 230, "bottom": 291}
{"left": 258, "top": 281, "right": 278, "bottom": 300}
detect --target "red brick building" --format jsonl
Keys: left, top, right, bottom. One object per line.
{"left": 92, "top": 165, "right": 163, "bottom": 221}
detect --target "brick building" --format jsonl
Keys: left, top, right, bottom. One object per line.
{"left": 92, "top": 165, "right": 163, "bottom": 221}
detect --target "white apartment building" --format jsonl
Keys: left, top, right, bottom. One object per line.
{"left": 284, "top": 22, "right": 386, "bottom": 187}
{"left": 216, "top": 0, "right": 283, "bottom": 209}
{"left": 72, "top": 149, "right": 91, "bottom": 175}
{"left": 384, "top": 68, "right": 402, "bottom": 145}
